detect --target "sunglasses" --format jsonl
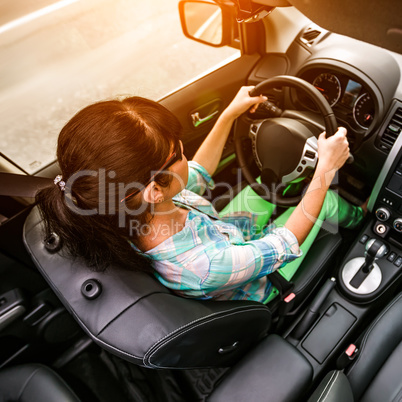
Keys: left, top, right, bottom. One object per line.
{"left": 120, "top": 141, "right": 183, "bottom": 203}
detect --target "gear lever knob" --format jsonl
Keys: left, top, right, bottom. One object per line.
{"left": 363, "top": 239, "right": 388, "bottom": 273}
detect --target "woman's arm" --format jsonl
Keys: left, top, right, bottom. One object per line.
{"left": 285, "top": 127, "right": 350, "bottom": 245}
{"left": 192, "top": 86, "right": 266, "bottom": 176}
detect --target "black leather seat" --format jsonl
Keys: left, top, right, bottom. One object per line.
{"left": 23, "top": 206, "right": 341, "bottom": 369}
{"left": 0, "top": 364, "right": 80, "bottom": 402}
{"left": 208, "top": 292, "right": 402, "bottom": 402}
{"left": 308, "top": 291, "right": 402, "bottom": 402}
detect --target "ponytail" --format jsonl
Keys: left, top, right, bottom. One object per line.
{"left": 36, "top": 184, "right": 153, "bottom": 272}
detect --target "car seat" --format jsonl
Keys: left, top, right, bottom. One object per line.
{"left": 0, "top": 363, "right": 80, "bottom": 402}
{"left": 208, "top": 291, "right": 402, "bottom": 402}
{"left": 23, "top": 206, "right": 341, "bottom": 369}
{"left": 308, "top": 291, "right": 402, "bottom": 402}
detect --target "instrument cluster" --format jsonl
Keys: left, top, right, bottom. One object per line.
{"left": 296, "top": 68, "right": 376, "bottom": 132}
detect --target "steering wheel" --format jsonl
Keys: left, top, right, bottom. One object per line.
{"left": 234, "top": 75, "right": 340, "bottom": 207}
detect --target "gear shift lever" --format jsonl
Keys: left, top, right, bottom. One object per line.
{"left": 361, "top": 239, "right": 388, "bottom": 273}
{"left": 349, "top": 239, "right": 388, "bottom": 289}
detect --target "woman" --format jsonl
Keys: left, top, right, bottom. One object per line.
{"left": 37, "top": 86, "right": 364, "bottom": 303}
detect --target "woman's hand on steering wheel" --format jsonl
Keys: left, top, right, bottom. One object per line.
{"left": 317, "top": 127, "right": 350, "bottom": 173}
{"left": 223, "top": 86, "right": 267, "bottom": 120}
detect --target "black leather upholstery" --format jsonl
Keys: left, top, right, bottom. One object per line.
{"left": 308, "top": 292, "right": 402, "bottom": 402}
{"left": 23, "top": 208, "right": 271, "bottom": 369}
{"left": 23, "top": 206, "right": 341, "bottom": 369}
{"left": 209, "top": 334, "right": 313, "bottom": 402}
{"left": 0, "top": 364, "right": 80, "bottom": 402}
{"left": 290, "top": 229, "right": 342, "bottom": 310}
{"left": 307, "top": 370, "right": 354, "bottom": 402}
{"left": 346, "top": 292, "right": 402, "bottom": 401}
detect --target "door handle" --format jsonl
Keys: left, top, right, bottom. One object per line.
{"left": 191, "top": 110, "right": 219, "bottom": 127}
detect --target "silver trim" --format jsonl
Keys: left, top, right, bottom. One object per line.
{"left": 249, "top": 119, "right": 318, "bottom": 183}
{"left": 375, "top": 207, "right": 390, "bottom": 222}
{"left": 341, "top": 257, "right": 382, "bottom": 294}
{"left": 0, "top": 305, "right": 25, "bottom": 331}
{"left": 282, "top": 136, "right": 318, "bottom": 183}
{"left": 393, "top": 218, "right": 402, "bottom": 232}
{"left": 249, "top": 120, "right": 266, "bottom": 170}
{"left": 368, "top": 116, "right": 402, "bottom": 212}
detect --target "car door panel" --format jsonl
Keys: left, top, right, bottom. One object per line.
{"left": 160, "top": 54, "right": 261, "bottom": 159}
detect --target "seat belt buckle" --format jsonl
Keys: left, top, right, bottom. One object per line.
{"left": 337, "top": 343, "right": 359, "bottom": 369}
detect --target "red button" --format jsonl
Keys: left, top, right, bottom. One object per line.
{"left": 346, "top": 344, "right": 357, "bottom": 357}
{"left": 284, "top": 293, "right": 296, "bottom": 303}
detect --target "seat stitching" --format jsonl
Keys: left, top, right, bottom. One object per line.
{"left": 148, "top": 305, "right": 269, "bottom": 348}
{"left": 347, "top": 292, "right": 402, "bottom": 376}
{"left": 17, "top": 367, "right": 41, "bottom": 401}
{"left": 316, "top": 371, "right": 337, "bottom": 402}
{"left": 96, "top": 291, "right": 170, "bottom": 336}
{"left": 391, "top": 383, "right": 402, "bottom": 402}
{"left": 321, "top": 371, "right": 340, "bottom": 402}
{"left": 145, "top": 308, "right": 270, "bottom": 368}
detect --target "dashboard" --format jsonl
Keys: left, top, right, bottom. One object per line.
{"left": 248, "top": 27, "right": 402, "bottom": 204}
{"left": 297, "top": 68, "right": 375, "bottom": 130}
{"left": 293, "top": 67, "right": 378, "bottom": 151}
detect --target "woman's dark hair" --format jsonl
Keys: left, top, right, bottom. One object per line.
{"left": 36, "top": 96, "right": 182, "bottom": 272}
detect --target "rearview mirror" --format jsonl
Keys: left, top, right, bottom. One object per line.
{"left": 179, "top": 1, "right": 237, "bottom": 48}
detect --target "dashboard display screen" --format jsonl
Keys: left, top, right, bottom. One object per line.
{"left": 341, "top": 80, "right": 362, "bottom": 107}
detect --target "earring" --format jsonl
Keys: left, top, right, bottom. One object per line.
{"left": 158, "top": 198, "right": 164, "bottom": 203}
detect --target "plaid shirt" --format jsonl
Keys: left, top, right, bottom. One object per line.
{"left": 146, "top": 161, "right": 301, "bottom": 302}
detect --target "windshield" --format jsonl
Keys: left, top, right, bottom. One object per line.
{"left": 0, "top": 0, "right": 239, "bottom": 174}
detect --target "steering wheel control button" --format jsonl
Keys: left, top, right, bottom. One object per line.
{"left": 387, "top": 252, "right": 397, "bottom": 262}
{"left": 359, "top": 234, "right": 369, "bottom": 244}
{"left": 394, "top": 256, "right": 402, "bottom": 268}
{"left": 81, "top": 279, "right": 102, "bottom": 300}
{"left": 393, "top": 218, "right": 402, "bottom": 232}
{"left": 304, "top": 150, "right": 316, "bottom": 159}
{"left": 375, "top": 207, "right": 390, "bottom": 222}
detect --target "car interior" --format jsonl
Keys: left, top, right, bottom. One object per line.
{"left": 1, "top": 0, "right": 402, "bottom": 401}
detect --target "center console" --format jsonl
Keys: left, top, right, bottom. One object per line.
{"left": 338, "top": 130, "right": 402, "bottom": 302}
{"left": 283, "top": 129, "right": 402, "bottom": 381}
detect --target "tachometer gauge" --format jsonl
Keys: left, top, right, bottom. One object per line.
{"left": 353, "top": 93, "right": 374, "bottom": 129}
{"left": 312, "top": 73, "right": 341, "bottom": 107}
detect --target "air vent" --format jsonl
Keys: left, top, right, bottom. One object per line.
{"left": 378, "top": 107, "right": 402, "bottom": 153}
{"left": 300, "top": 28, "right": 321, "bottom": 47}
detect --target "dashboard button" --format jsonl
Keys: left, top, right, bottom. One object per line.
{"left": 375, "top": 207, "right": 390, "bottom": 222}
{"left": 359, "top": 234, "right": 369, "bottom": 244}
{"left": 394, "top": 218, "right": 402, "bottom": 232}
{"left": 394, "top": 256, "right": 402, "bottom": 268}
{"left": 387, "top": 252, "right": 397, "bottom": 262}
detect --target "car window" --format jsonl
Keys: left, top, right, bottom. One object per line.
{"left": 0, "top": 0, "right": 239, "bottom": 174}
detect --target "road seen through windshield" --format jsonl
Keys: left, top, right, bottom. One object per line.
{"left": 0, "top": 0, "right": 238, "bottom": 173}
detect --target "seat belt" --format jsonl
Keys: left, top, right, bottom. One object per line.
{"left": 268, "top": 271, "right": 296, "bottom": 327}
{"left": 0, "top": 172, "right": 52, "bottom": 198}
{"left": 268, "top": 270, "right": 294, "bottom": 296}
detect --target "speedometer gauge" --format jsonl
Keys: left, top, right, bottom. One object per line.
{"left": 313, "top": 73, "right": 341, "bottom": 107}
{"left": 353, "top": 93, "right": 374, "bottom": 129}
